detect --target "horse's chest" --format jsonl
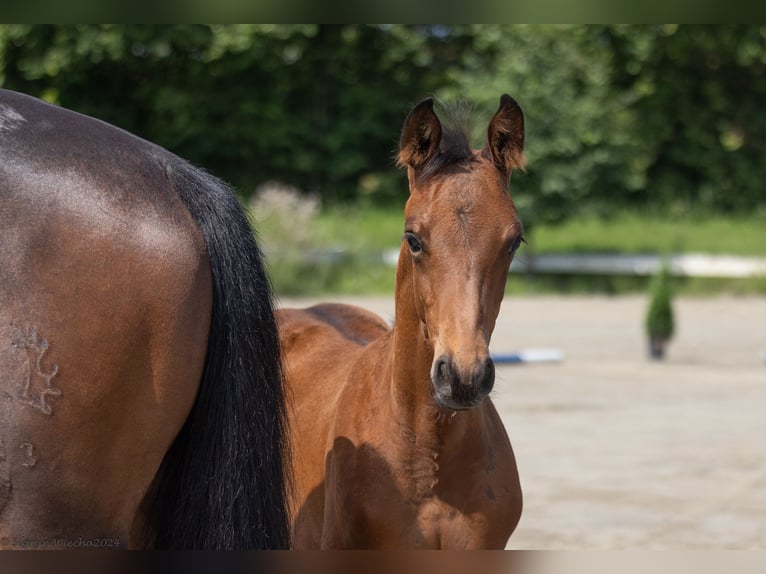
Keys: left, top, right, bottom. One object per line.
{"left": 408, "top": 499, "right": 481, "bottom": 549}
{"left": 391, "top": 458, "right": 518, "bottom": 549}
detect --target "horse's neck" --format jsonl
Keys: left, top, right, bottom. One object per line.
{"left": 389, "top": 252, "right": 469, "bottom": 450}
{"left": 390, "top": 250, "right": 433, "bottom": 417}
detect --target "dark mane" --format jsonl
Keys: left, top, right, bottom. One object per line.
{"left": 418, "top": 100, "right": 475, "bottom": 181}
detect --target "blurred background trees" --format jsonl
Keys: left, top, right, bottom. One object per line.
{"left": 2, "top": 24, "right": 765, "bottom": 222}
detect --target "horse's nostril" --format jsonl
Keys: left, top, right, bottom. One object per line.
{"left": 478, "top": 358, "right": 495, "bottom": 394}
{"left": 434, "top": 356, "right": 453, "bottom": 385}
{"left": 438, "top": 359, "right": 449, "bottom": 380}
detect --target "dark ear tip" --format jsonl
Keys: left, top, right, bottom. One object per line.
{"left": 413, "top": 96, "right": 435, "bottom": 112}
{"left": 499, "top": 93, "right": 522, "bottom": 112}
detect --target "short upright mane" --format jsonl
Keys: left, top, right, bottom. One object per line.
{"left": 438, "top": 100, "right": 474, "bottom": 154}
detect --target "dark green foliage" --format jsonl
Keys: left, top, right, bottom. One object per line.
{"left": 3, "top": 25, "right": 766, "bottom": 218}
{"left": 645, "top": 263, "right": 675, "bottom": 341}
{"left": 449, "top": 25, "right": 766, "bottom": 226}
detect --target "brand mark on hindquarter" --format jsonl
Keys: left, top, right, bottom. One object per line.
{"left": 10, "top": 326, "right": 62, "bottom": 416}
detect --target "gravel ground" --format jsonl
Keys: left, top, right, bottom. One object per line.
{"left": 277, "top": 294, "right": 766, "bottom": 549}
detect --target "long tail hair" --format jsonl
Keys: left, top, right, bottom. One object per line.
{"left": 143, "top": 157, "right": 291, "bottom": 549}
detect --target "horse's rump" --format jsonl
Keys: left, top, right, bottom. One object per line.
{"left": 0, "top": 89, "right": 212, "bottom": 544}
{"left": 0, "top": 88, "right": 290, "bottom": 549}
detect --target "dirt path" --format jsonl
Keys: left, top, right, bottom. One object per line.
{"left": 277, "top": 295, "right": 766, "bottom": 549}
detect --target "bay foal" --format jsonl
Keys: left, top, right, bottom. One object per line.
{"left": 279, "top": 95, "right": 526, "bottom": 549}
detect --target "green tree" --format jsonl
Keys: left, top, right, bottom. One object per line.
{"left": 446, "top": 25, "right": 766, "bottom": 225}
{"left": 3, "top": 25, "right": 765, "bottom": 216}
{"left": 608, "top": 25, "right": 766, "bottom": 214}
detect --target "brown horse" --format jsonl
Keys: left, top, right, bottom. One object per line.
{"left": 0, "top": 89, "right": 290, "bottom": 549}
{"left": 279, "top": 94, "right": 526, "bottom": 549}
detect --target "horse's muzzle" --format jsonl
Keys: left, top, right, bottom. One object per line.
{"left": 431, "top": 354, "right": 495, "bottom": 410}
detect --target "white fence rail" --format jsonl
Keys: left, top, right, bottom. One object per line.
{"left": 382, "top": 250, "right": 766, "bottom": 278}
{"left": 509, "top": 253, "right": 766, "bottom": 278}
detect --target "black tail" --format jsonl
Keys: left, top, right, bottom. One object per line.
{"left": 143, "top": 158, "right": 290, "bottom": 549}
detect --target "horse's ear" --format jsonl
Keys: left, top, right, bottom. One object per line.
{"left": 397, "top": 97, "right": 442, "bottom": 170}
{"left": 483, "top": 94, "right": 525, "bottom": 175}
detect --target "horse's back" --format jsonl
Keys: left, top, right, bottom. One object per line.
{"left": 277, "top": 303, "right": 388, "bottom": 411}
{"left": 279, "top": 303, "right": 389, "bottom": 347}
{"left": 0, "top": 89, "right": 212, "bottom": 545}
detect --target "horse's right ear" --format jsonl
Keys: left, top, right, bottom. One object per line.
{"left": 484, "top": 94, "right": 525, "bottom": 175}
{"left": 397, "top": 97, "right": 442, "bottom": 170}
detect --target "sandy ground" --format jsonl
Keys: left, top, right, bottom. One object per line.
{"left": 277, "top": 294, "right": 766, "bottom": 550}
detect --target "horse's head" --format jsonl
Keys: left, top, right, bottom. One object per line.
{"left": 397, "top": 95, "right": 525, "bottom": 411}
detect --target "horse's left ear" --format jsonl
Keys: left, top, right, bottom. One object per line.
{"left": 483, "top": 94, "right": 526, "bottom": 176}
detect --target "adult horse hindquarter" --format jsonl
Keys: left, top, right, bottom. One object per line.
{"left": 280, "top": 95, "right": 526, "bottom": 549}
{"left": 0, "top": 89, "right": 289, "bottom": 549}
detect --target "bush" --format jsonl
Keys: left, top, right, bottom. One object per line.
{"left": 645, "top": 262, "right": 675, "bottom": 358}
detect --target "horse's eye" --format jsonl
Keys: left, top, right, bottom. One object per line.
{"left": 404, "top": 232, "right": 423, "bottom": 254}
{"left": 509, "top": 235, "right": 526, "bottom": 254}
